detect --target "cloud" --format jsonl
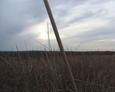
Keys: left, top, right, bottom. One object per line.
{"left": 0, "top": 0, "right": 115, "bottom": 51}
{"left": 56, "top": 0, "right": 115, "bottom": 50}
{"left": 0, "top": 0, "right": 47, "bottom": 50}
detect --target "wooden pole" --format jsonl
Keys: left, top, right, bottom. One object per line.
{"left": 43, "top": 0, "right": 78, "bottom": 92}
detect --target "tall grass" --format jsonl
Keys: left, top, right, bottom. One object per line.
{"left": 0, "top": 51, "right": 115, "bottom": 92}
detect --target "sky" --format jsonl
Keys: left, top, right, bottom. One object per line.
{"left": 0, "top": 0, "right": 115, "bottom": 51}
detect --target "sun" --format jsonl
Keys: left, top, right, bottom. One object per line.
{"left": 39, "top": 30, "right": 49, "bottom": 40}
{"left": 23, "top": 21, "right": 56, "bottom": 41}
{"left": 36, "top": 22, "right": 56, "bottom": 40}
{"left": 22, "top": 19, "right": 65, "bottom": 42}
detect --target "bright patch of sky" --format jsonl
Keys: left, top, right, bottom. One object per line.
{"left": 0, "top": 0, "right": 115, "bottom": 51}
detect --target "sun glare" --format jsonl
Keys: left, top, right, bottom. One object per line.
{"left": 37, "top": 23, "right": 56, "bottom": 40}
{"left": 23, "top": 21, "right": 56, "bottom": 41}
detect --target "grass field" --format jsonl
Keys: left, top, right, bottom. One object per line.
{"left": 0, "top": 51, "right": 115, "bottom": 92}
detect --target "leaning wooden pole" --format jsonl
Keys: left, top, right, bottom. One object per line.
{"left": 43, "top": 0, "right": 78, "bottom": 92}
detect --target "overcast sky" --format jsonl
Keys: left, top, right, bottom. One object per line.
{"left": 0, "top": 0, "right": 115, "bottom": 51}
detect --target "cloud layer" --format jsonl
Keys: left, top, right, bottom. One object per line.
{"left": 0, "top": 0, "right": 115, "bottom": 51}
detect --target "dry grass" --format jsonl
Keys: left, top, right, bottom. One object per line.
{"left": 0, "top": 51, "right": 115, "bottom": 92}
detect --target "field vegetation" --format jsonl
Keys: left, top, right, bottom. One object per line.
{"left": 0, "top": 51, "right": 115, "bottom": 92}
